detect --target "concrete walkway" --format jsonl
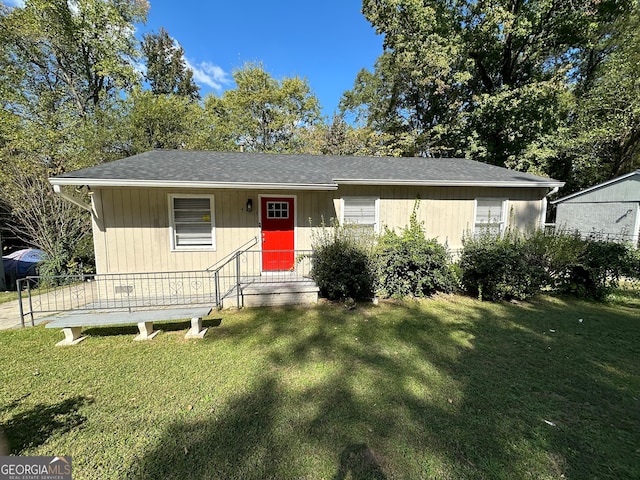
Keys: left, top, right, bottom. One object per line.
{"left": 0, "top": 284, "right": 96, "bottom": 330}
{"left": 0, "top": 297, "right": 48, "bottom": 330}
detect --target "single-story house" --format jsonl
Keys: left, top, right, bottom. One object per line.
{"left": 552, "top": 170, "right": 640, "bottom": 246}
{"left": 49, "top": 150, "right": 564, "bottom": 274}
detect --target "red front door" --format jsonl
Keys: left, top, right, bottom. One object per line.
{"left": 261, "top": 197, "right": 295, "bottom": 271}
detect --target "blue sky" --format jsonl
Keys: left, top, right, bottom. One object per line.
{"left": 5, "top": 0, "right": 383, "bottom": 117}
{"left": 139, "top": 0, "right": 384, "bottom": 117}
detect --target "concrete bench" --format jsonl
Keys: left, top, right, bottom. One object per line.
{"left": 44, "top": 307, "right": 212, "bottom": 346}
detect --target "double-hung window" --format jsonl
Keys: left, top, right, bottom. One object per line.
{"left": 341, "top": 197, "right": 379, "bottom": 234}
{"left": 169, "top": 194, "right": 215, "bottom": 250}
{"left": 474, "top": 198, "right": 508, "bottom": 235}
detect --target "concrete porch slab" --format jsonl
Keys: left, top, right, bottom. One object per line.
{"left": 240, "top": 281, "right": 319, "bottom": 308}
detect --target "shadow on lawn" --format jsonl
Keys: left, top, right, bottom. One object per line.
{"left": 126, "top": 378, "right": 285, "bottom": 479}
{"left": 3, "top": 395, "right": 92, "bottom": 454}
{"left": 83, "top": 318, "right": 223, "bottom": 338}
{"left": 333, "top": 443, "right": 387, "bottom": 480}
{"left": 129, "top": 298, "right": 640, "bottom": 479}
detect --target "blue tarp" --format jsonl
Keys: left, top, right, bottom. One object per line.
{"left": 3, "top": 249, "right": 44, "bottom": 288}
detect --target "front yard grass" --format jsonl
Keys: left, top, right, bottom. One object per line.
{"left": 0, "top": 291, "right": 17, "bottom": 304}
{"left": 1, "top": 292, "right": 639, "bottom": 479}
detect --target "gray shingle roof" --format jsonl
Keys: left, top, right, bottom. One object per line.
{"left": 551, "top": 170, "right": 640, "bottom": 204}
{"left": 50, "top": 150, "right": 563, "bottom": 189}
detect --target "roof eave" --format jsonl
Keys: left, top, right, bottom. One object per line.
{"left": 334, "top": 179, "right": 565, "bottom": 188}
{"left": 49, "top": 177, "right": 564, "bottom": 190}
{"left": 551, "top": 170, "right": 640, "bottom": 204}
{"left": 48, "top": 178, "right": 339, "bottom": 191}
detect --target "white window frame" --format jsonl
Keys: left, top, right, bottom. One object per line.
{"left": 265, "top": 201, "right": 290, "bottom": 219}
{"left": 168, "top": 194, "right": 216, "bottom": 251}
{"left": 473, "top": 198, "right": 508, "bottom": 235}
{"left": 341, "top": 196, "right": 380, "bottom": 233}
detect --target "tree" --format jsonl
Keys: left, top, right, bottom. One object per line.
{"left": 0, "top": 0, "right": 148, "bottom": 170}
{"left": 341, "top": 27, "right": 471, "bottom": 157}
{"left": 299, "top": 113, "right": 406, "bottom": 157}
{"left": 518, "top": 4, "right": 640, "bottom": 192}
{"left": 0, "top": 159, "right": 91, "bottom": 276}
{"left": 141, "top": 27, "right": 200, "bottom": 100}
{"left": 344, "top": 0, "right": 633, "bottom": 168}
{"left": 0, "top": 0, "right": 148, "bottom": 118}
{"left": 122, "top": 88, "right": 208, "bottom": 153}
{"left": 0, "top": 0, "right": 148, "bottom": 274}
{"left": 205, "top": 63, "right": 322, "bottom": 153}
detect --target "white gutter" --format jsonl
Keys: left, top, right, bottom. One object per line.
{"left": 334, "top": 179, "right": 565, "bottom": 188}
{"left": 49, "top": 177, "right": 565, "bottom": 191}
{"left": 52, "top": 184, "right": 92, "bottom": 212}
{"left": 49, "top": 178, "right": 339, "bottom": 191}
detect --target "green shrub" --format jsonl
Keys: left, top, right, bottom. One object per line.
{"left": 38, "top": 234, "right": 95, "bottom": 286}
{"left": 310, "top": 221, "right": 375, "bottom": 301}
{"left": 376, "top": 208, "right": 454, "bottom": 298}
{"left": 546, "top": 233, "right": 632, "bottom": 300}
{"left": 460, "top": 228, "right": 636, "bottom": 302}
{"left": 623, "top": 247, "right": 640, "bottom": 280}
{"left": 459, "top": 229, "right": 550, "bottom": 302}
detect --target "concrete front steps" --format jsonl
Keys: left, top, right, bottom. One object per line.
{"left": 222, "top": 280, "right": 319, "bottom": 308}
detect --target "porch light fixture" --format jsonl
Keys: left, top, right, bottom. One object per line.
{"left": 246, "top": 198, "right": 253, "bottom": 212}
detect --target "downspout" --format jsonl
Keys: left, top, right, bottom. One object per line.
{"left": 52, "top": 184, "right": 92, "bottom": 212}
{"left": 540, "top": 186, "right": 560, "bottom": 229}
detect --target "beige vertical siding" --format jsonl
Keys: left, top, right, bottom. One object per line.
{"left": 335, "top": 186, "right": 546, "bottom": 250}
{"left": 91, "top": 185, "right": 548, "bottom": 273}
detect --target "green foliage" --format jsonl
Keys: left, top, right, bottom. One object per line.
{"left": 346, "top": 0, "right": 636, "bottom": 181}
{"left": 141, "top": 27, "right": 200, "bottom": 100}
{"left": 520, "top": 4, "right": 640, "bottom": 191}
{"left": 205, "top": 63, "right": 322, "bottom": 153}
{"left": 459, "top": 229, "right": 550, "bottom": 302}
{"left": 624, "top": 248, "right": 640, "bottom": 280}
{"left": 340, "top": 48, "right": 468, "bottom": 158}
{"left": 460, "top": 229, "right": 637, "bottom": 302}
{"left": 376, "top": 203, "right": 455, "bottom": 298}
{"left": 0, "top": 0, "right": 148, "bottom": 117}
{"left": 38, "top": 237, "right": 95, "bottom": 284}
{"left": 545, "top": 233, "right": 633, "bottom": 300}
{"left": 0, "top": 0, "right": 148, "bottom": 274}
{"left": 310, "top": 221, "right": 375, "bottom": 301}
{"left": 122, "top": 89, "right": 208, "bottom": 152}
{"left": 0, "top": 160, "right": 92, "bottom": 278}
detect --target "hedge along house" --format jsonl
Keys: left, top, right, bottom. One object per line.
{"left": 552, "top": 170, "right": 640, "bottom": 246}
{"left": 46, "top": 150, "right": 562, "bottom": 308}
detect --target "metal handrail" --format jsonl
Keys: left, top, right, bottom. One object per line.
{"left": 207, "top": 237, "right": 258, "bottom": 271}
{"left": 16, "top": 269, "right": 220, "bottom": 327}
{"left": 209, "top": 247, "right": 316, "bottom": 308}
{"left": 16, "top": 241, "right": 315, "bottom": 326}
{"left": 207, "top": 237, "right": 260, "bottom": 307}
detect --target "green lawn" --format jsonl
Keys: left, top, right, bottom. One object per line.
{"left": 0, "top": 291, "right": 17, "bottom": 304}
{"left": 1, "top": 292, "right": 639, "bottom": 479}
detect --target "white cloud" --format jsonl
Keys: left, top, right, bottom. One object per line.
{"left": 131, "top": 59, "right": 147, "bottom": 77}
{"left": 185, "top": 59, "right": 231, "bottom": 91}
{"left": 67, "top": 0, "right": 79, "bottom": 15}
